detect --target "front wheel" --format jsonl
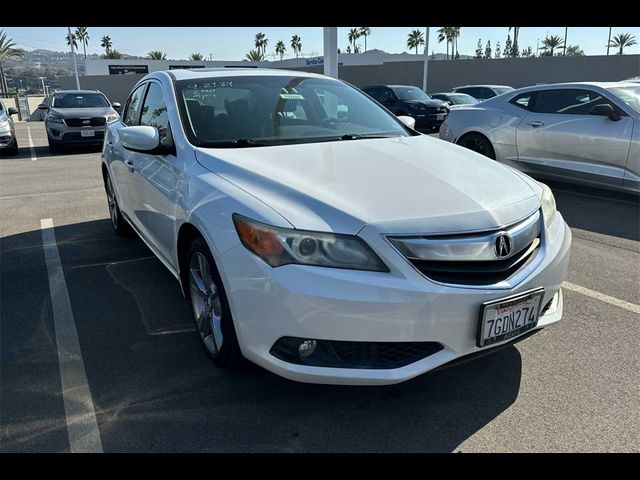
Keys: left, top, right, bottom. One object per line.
{"left": 187, "top": 237, "right": 243, "bottom": 368}
{"left": 457, "top": 133, "right": 496, "bottom": 160}
{"left": 104, "top": 172, "right": 132, "bottom": 236}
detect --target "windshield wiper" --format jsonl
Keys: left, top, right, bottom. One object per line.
{"left": 200, "top": 138, "right": 274, "bottom": 148}
{"left": 338, "top": 134, "right": 398, "bottom": 141}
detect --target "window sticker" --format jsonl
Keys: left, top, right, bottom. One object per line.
{"left": 280, "top": 93, "right": 305, "bottom": 100}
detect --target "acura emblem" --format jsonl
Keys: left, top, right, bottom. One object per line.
{"left": 82, "top": 120, "right": 91, "bottom": 125}
{"left": 494, "top": 233, "right": 512, "bottom": 258}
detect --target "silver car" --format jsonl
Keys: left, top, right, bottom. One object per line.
{"left": 0, "top": 101, "right": 19, "bottom": 156}
{"left": 40, "top": 90, "right": 121, "bottom": 152}
{"left": 439, "top": 82, "right": 640, "bottom": 193}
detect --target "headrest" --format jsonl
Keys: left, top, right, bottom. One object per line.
{"left": 225, "top": 98, "right": 249, "bottom": 115}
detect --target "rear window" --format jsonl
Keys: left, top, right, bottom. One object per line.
{"left": 51, "top": 93, "right": 110, "bottom": 108}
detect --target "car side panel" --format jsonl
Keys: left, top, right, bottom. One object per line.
{"left": 623, "top": 119, "right": 639, "bottom": 192}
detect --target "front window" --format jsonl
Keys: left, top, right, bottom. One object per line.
{"left": 51, "top": 93, "right": 110, "bottom": 108}
{"left": 493, "top": 87, "right": 514, "bottom": 95}
{"left": 607, "top": 86, "right": 640, "bottom": 113}
{"left": 449, "top": 94, "right": 478, "bottom": 105}
{"left": 391, "top": 86, "right": 431, "bottom": 101}
{"left": 176, "top": 76, "right": 413, "bottom": 147}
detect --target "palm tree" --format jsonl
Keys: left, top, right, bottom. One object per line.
{"left": 245, "top": 49, "right": 264, "bottom": 61}
{"left": 0, "top": 30, "right": 24, "bottom": 94}
{"left": 348, "top": 28, "right": 360, "bottom": 53}
{"left": 539, "top": 35, "right": 564, "bottom": 56}
{"left": 102, "top": 49, "right": 122, "bottom": 59}
{"left": 406, "top": 29, "right": 425, "bottom": 55}
{"left": 359, "top": 27, "right": 371, "bottom": 52}
{"left": 608, "top": 33, "right": 637, "bottom": 55}
{"left": 290, "top": 35, "right": 302, "bottom": 58}
{"left": 437, "top": 27, "right": 457, "bottom": 59}
{"left": 275, "top": 41, "right": 286, "bottom": 61}
{"left": 451, "top": 27, "right": 461, "bottom": 58}
{"left": 188, "top": 53, "right": 204, "bottom": 61}
{"left": 566, "top": 45, "right": 584, "bottom": 56}
{"left": 100, "top": 35, "right": 112, "bottom": 55}
{"left": 509, "top": 27, "right": 520, "bottom": 57}
{"left": 66, "top": 32, "right": 78, "bottom": 50}
{"left": 147, "top": 50, "right": 167, "bottom": 60}
{"left": 255, "top": 32, "right": 268, "bottom": 57}
{"left": 75, "top": 27, "right": 89, "bottom": 59}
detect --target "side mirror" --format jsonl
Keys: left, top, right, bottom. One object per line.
{"left": 397, "top": 115, "right": 416, "bottom": 130}
{"left": 112, "top": 102, "right": 122, "bottom": 111}
{"left": 38, "top": 103, "right": 49, "bottom": 110}
{"left": 8, "top": 107, "right": 18, "bottom": 116}
{"left": 590, "top": 103, "right": 620, "bottom": 121}
{"left": 121, "top": 126, "right": 160, "bottom": 152}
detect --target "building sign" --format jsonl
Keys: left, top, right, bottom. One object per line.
{"left": 108, "top": 65, "right": 149, "bottom": 75}
{"left": 305, "top": 57, "right": 324, "bottom": 66}
{"left": 169, "top": 65, "right": 205, "bottom": 70}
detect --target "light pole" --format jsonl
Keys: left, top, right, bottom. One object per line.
{"left": 563, "top": 27, "right": 568, "bottom": 55}
{"left": 607, "top": 27, "right": 612, "bottom": 55}
{"left": 39, "top": 76, "right": 46, "bottom": 95}
{"left": 67, "top": 27, "right": 81, "bottom": 89}
{"left": 422, "top": 27, "right": 430, "bottom": 92}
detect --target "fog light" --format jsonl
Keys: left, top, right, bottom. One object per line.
{"left": 298, "top": 339, "right": 317, "bottom": 358}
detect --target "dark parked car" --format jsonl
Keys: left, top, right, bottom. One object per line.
{"left": 452, "top": 85, "right": 514, "bottom": 101}
{"left": 362, "top": 85, "right": 449, "bottom": 132}
{"left": 430, "top": 92, "right": 479, "bottom": 109}
{"left": 39, "top": 90, "right": 121, "bottom": 152}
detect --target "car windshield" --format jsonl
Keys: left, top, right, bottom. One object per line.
{"left": 391, "top": 86, "right": 431, "bottom": 101}
{"left": 450, "top": 94, "right": 478, "bottom": 105}
{"left": 176, "top": 75, "right": 412, "bottom": 147}
{"left": 607, "top": 86, "right": 640, "bottom": 112}
{"left": 51, "top": 93, "right": 110, "bottom": 108}
{"left": 494, "top": 87, "right": 514, "bottom": 95}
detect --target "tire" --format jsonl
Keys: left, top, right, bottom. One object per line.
{"left": 48, "top": 142, "right": 60, "bottom": 154}
{"left": 104, "top": 172, "right": 133, "bottom": 236}
{"left": 457, "top": 133, "right": 496, "bottom": 160}
{"left": 186, "top": 236, "right": 243, "bottom": 369}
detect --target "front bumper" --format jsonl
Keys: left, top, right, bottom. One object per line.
{"left": 412, "top": 114, "right": 447, "bottom": 132}
{"left": 218, "top": 213, "right": 572, "bottom": 385}
{"left": 0, "top": 124, "right": 16, "bottom": 149}
{"left": 47, "top": 123, "right": 105, "bottom": 145}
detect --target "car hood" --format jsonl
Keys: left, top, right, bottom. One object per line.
{"left": 48, "top": 107, "right": 114, "bottom": 118}
{"left": 195, "top": 135, "right": 541, "bottom": 235}
{"left": 405, "top": 99, "right": 447, "bottom": 108}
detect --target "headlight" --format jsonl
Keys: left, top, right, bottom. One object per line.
{"left": 106, "top": 113, "right": 119, "bottom": 124}
{"left": 540, "top": 183, "right": 557, "bottom": 230}
{"left": 232, "top": 214, "right": 389, "bottom": 272}
{"left": 0, "top": 119, "right": 8, "bottom": 129}
{"left": 46, "top": 114, "right": 64, "bottom": 124}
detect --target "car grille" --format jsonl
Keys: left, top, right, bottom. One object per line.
{"left": 390, "top": 210, "right": 542, "bottom": 286}
{"left": 426, "top": 106, "right": 448, "bottom": 114}
{"left": 270, "top": 337, "right": 444, "bottom": 369}
{"left": 64, "top": 117, "right": 106, "bottom": 127}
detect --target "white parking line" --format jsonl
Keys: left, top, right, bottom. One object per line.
{"left": 40, "top": 218, "right": 103, "bottom": 453}
{"left": 563, "top": 281, "right": 640, "bottom": 314}
{"left": 27, "top": 126, "right": 37, "bottom": 161}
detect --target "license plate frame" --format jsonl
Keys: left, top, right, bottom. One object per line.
{"left": 436, "top": 114, "right": 445, "bottom": 121}
{"left": 477, "top": 288, "right": 544, "bottom": 348}
{"left": 80, "top": 129, "right": 95, "bottom": 137}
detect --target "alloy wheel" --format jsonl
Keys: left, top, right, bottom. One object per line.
{"left": 189, "top": 252, "right": 224, "bottom": 355}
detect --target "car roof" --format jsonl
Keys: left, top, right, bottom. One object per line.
{"left": 53, "top": 90, "right": 103, "bottom": 95}
{"left": 508, "top": 81, "right": 640, "bottom": 93}
{"left": 164, "top": 67, "right": 332, "bottom": 81}
{"left": 432, "top": 92, "right": 470, "bottom": 96}
{"left": 453, "top": 85, "right": 513, "bottom": 89}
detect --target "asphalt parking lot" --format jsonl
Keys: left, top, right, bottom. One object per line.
{"left": 1, "top": 122, "right": 638, "bottom": 452}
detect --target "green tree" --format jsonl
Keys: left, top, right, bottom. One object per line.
{"left": 565, "top": 45, "right": 585, "bottom": 56}
{"left": 254, "top": 32, "right": 268, "bottom": 57}
{"left": 147, "top": 50, "right": 167, "bottom": 60}
{"left": 348, "top": 28, "right": 360, "bottom": 54}
{"left": 245, "top": 49, "right": 264, "bottom": 61}
{"left": 484, "top": 40, "right": 492, "bottom": 59}
{"left": 275, "top": 41, "right": 286, "bottom": 60}
{"left": 406, "top": 29, "right": 425, "bottom": 54}
{"left": 100, "top": 35, "right": 112, "bottom": 55}
{"left": 509, "top": 27, "right": 520, "bottom": 57}
{"left": 75, "top": 27, "right": 89, "bottom": 59}
{"left": 290, "top": 35, "right": 302, "bottom": 58}
{"left": 437, "top": 27, "right": 452, "bottom": 59}
{"left": 451, "top": 27, "right": 461, "bottom": 59}
{"left": 521, "top": 46, "right": 533, "bottom": 57}
{"left": 504, "top": 34, "right": 512, "bottom": 58}
{"left": 475, "top": 39, "right": 483, "bottom": 58}
{"left": 0, "top": 30, "right": 24, "bottom": 94}
{"left": 66, "top": 32, "right": 78, "bottom": 50}
{"left": 540, "top": 35, "right": 564, "bottom": 56}
{"left": 102, "top": 49, "right": 122, "bottom": 59}
{"left": 359, "top": 27, "right": 371, "bottom": 52}
{"left": 495, "top": 41, "right": 501, "bottom": 58}
{"left": 189, "top": 53, "right": 204, "bottom": 61}
{"left": 608, "top": 32, "right": 637, "bottom": 55}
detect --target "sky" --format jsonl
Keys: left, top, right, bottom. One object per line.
{"left": 4, "top": 27, "right": 639, "bottom": 60}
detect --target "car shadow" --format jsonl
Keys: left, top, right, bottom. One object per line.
{"left": 0, "top": 144, "right": 102, "bottom": 161}
{"left": 0, "top": 219, "right": 524, "bottom": 452}
{"left": 543, "top": 179, "right": 639, "bottom": 242}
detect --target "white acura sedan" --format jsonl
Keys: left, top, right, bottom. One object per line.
{"left": 102, "top": 68, "right": 572, "bottom": 385}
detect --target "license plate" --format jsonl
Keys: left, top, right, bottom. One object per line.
{"left": 477, "top": 288, "right": 544, "bottom": 347}
{"left": 80, "top": 130, "right": 95, "bottom": 137}
{"left": 436, "top": 114, "right": 445, "bottom": 120}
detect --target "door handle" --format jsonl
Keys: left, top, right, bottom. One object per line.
{"left": 527, "top": 120, "right": 544, "bottom": 128}
{"left": 124, "top": 159, "right": 134, "bottom": 173}
{"left": 106, "top": 140, "right": 114, "bottom": 153}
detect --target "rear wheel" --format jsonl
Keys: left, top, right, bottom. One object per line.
{"left": 457, "top": 133, "right": 496, "bottom": 160}
{"left": 104, "top": 172, "right": 132, "bottom": 236}
{"left": 187, "top": 237, "right": 243, "bottom": 368}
